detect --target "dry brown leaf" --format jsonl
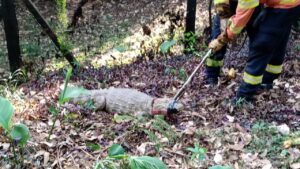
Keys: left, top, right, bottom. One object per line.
{"left": 291, "top": 163, "right": 300, "bottom": 169}
{"left": 228, "top": 68, "right": 236, "bottom": 79}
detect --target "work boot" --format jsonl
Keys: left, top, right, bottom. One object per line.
{"left": 260, "top": 83, "right": 273, "bottom": 90}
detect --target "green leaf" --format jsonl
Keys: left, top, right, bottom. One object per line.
{"left": 113, "top": 114, "right": 135, "bottom": 123}
{"left": 160, "top": 40, "right": 176, "bottom": 54}
{"left": 209, "top": 165, "right": 233, "bottom": 169}
{"left": 108, "top": 144, "right": 125, "bottom": 157}
{"left": 129, "top": 156, "right": 167, "bottom": 169}
{"left": 0, "top": 97, "right": 14, "bottom": 131}
{"left": 115, "top": 46, "right": 126, "bottom": 53}
{"left": 179, "top": 68, "right": 187, "bottom": 81}
{"left": 48, "top": 106, "right": 59, "bottom": 116}
{"left": 186, "top": 143, "right": 207, "bottom": 161}
{"left": 59, "top": 68, "right": 73, "bottom": 103}
{"left": 86, "top": 142, "right": 101, "bottom": 151}
{"left": 186, "top": 147, "right": 198, "bottom": 153}
{"left": 59, "top": 86, "right": 89, "bottom": 104}
{"left": 10, "top": 123, "right": 29, "bottom": 147}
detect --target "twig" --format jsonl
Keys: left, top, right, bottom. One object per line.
{"left": 57, "top": 148, "right": 63, "bottom": 169}
{"left": 70, "top": 154, "right": 79, "bottom": 169}
{"left": 47, "top": 115, "right": 59, "bottom": 141}
{"left": 78, "top": 147, "right": 96, "bottom": 159}
{"left": 11, "top": 142, "right": 18, "bottom": 167}
{"left": 164, "top": 148, "right": 187, "bottom": 157}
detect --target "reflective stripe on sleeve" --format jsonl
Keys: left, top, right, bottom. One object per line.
{"left": 266, "top": 64, "right": 283, "bottom": 74}
{"left": 279, "top": 0, "right": 296, "bottom": 5}
{"left": 206, "top": 58, "right": 224, "bottom": 67}
{"left": 243, "top": 72, "right": 263, "bottom": 85}
{"left": 214, "top": 0, "right": 230, "bottom": 5}
{"left": 228, "top": 18, "right": 244, "bottom": 35}
{"left": 238, "top": 0, "right": 259, "bottom": 9}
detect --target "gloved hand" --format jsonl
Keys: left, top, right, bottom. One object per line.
{"left": 208, "top": 32, "right": 230, "bottom": 52}
{"left": 215, "top": 3, "right": 233, "bottom": 19}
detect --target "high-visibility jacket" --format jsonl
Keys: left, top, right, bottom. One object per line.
{"left": 215, "top": 0, "right": 300, "bottom": 39}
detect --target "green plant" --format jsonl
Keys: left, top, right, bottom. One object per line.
{"left": 178, "top": 68, "right": 188, "bottom": 81}
{"left": 7, "top": 69, "right": 29, "bottom": 86}
{"left": 164, "top": 67, "right": 177, "bottom": 75}
{"left": 47, "top": 106, "right": 59, "bottom": 140}
{"left": 143, "top": 116, "right": 177, "bottom": 154}
{"left": 235, "top": 97, "right": 246, "bottom": 107}
{"left": 86, "top": 142, "right": 101, "bottom": 152}
{"left": 0, "top": 97, "right": 30, "bottom": 166}
{"left": 48, "top": 68, "right": 88, "bottom": 140}
{"left": 184, "top": 32, "right": 197, "bottom": 53}
{"left": 143, "top": 129, "right": 161, "bottom": 152}
{"left": 160, "top": 39, "right": 176, "bottom": 54}
{"left": 151, "top": 116, "right": 177, "bottom": 143}
{"left": 56, "top": 0, "right": 68, "bottom": 27}
{"left": 55, "top": 0, "right": 75, "bottom": 59}
{"left": 94, "top": 144, "right": 167, "bottom": 169}
{"left": 21, "top": 42, "right": 42, "bottom": 57}
{"left": 186, "top": 143, "right": 207, "bottom": 161}
{"left": 57, "top": 36, "right": 73, "bottom": 56}
{"left": 209, "top": 165, "right": 233, "bottom": 169}
{"left": 84, "top": 99, "right": 97, "bottom": 110}
{"left": 295, "top": 43, "right": 300, "bottom": 52}
{"left": 247, "top": 121, "right": 288, "bottom": 161}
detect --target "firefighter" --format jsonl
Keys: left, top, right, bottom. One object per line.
{"left": 205, "top": 0, "right": 238, "bottom": 85}
{"left": 208, "top": 0, "right": 300, "bottom": 103}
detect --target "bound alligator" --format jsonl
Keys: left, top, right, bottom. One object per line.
{"left": 71, "top": 88, "right": 184, "bottom": 116}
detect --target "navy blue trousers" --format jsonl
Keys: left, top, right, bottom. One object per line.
{"left": 205, "top": 15, "right": 227, "bottom": 78}
{"left": 205, "top": 1, "right": 238, "bottom": 78}
{"left": 238, "top": 5, "right": 300, "bottom": 99}
{"left": 206, "top": 5, "right": 300, "bottom": 99}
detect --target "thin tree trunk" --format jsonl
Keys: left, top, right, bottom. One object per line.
{"left": 185, "top": 0, "right": 197, "bottom": 34}
{"left": 2, "top": 0, "right": 22, "bottom": 72}
{"left": 185, "top": 0, "right": 197, "bottom": 52}
{"left": 0, "top": 5, "right": 3, "bottom": 21}
{"left": 22, "top": 0, "right": 79, "bottom": 69}
{"left": 69, "top": 0, "right": 89, "bottom": 29}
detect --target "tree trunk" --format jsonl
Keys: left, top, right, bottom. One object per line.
{"left": 69, "top": 0, "right": 89, "bottom": 29}
{"left": 185, "top": 0, "right": 197, "bottom": 53}
{"left": 0, "top": 4, "right": 3, "bottom": 21}
{"left": 22, "top": 0, "right": 79, "bottom": 69}
{"left": 2, "top": 0, "right": 22, "bottom": 72}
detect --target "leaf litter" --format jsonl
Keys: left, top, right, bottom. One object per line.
{"left": 1, "top": 0, "right": 300, "bottom": 168}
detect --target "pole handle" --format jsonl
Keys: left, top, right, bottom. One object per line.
{"left": 173, "top": 49, "right": 212, "bottom": 101}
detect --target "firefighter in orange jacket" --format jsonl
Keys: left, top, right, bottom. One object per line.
{"left": 209, "top": 0, "right": 300, "bottom": 103}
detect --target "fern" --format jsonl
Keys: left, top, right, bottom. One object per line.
{"left": 152, "top": 116, "right": 177, "bottom": 143}
{"left": 144, "top": 130, "right": 161, "bottom": 152}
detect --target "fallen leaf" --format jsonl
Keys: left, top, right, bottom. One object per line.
{"left": 228, "top": 68, "right": 236, "bottom": 79}
{"left": 291, "top": 163, "right": 300, "bottom": 169}
{"left": 214, "top": 151, "right": 223, "bottom": 163}
{"left": 277, "top": 124, "right": 290, "bottom": 135}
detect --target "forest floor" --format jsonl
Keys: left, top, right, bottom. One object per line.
{"left": 1, "top": 0, "right": 300, "bottom": 168}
